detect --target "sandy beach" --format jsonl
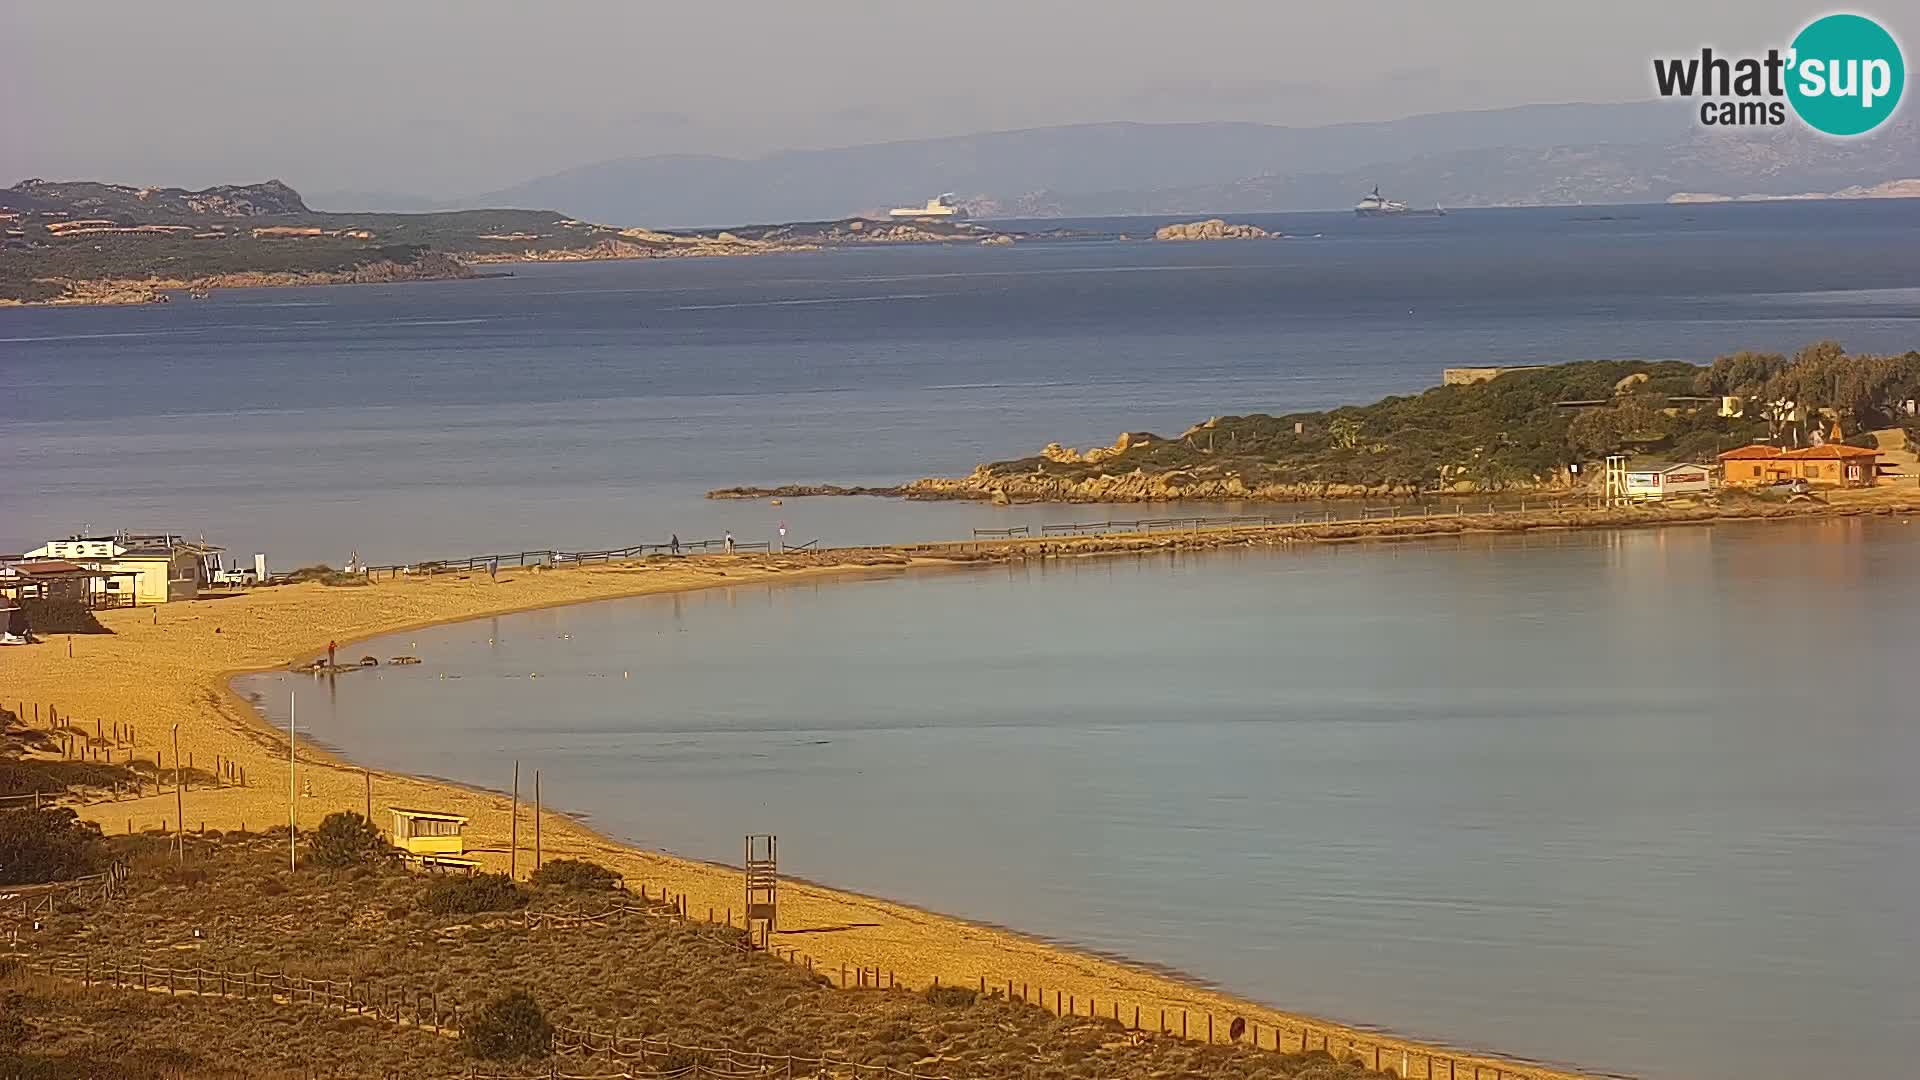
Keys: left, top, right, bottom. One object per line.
{"left": 22, "top": 505, "right": 1896, "bottom": 1080}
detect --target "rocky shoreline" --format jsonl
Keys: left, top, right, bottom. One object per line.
{"left": 2, "top": 222, "right": 1030, "bottom": 308}
{"left": 1, "top": 253, "right": 475, "bottom": 307}
{"left": 893, "top": 497, "right": 1920, "bottom": 560}
{"left": 707, "top": 467, "right": 1562, "bottom": 504}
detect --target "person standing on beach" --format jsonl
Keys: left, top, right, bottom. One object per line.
{"left": 670, "top": 534, "right": 680, "bottom": 556}
{"left": 723, "top": 531, "right": 734, "bottom": 554}
{"left": 488, "top": 557, "right": 498, "bottom": 581}
{"left": 327, "top": 640, "right": 336, "bottom": 668}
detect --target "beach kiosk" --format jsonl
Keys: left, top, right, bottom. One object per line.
{"left": 390, "top": 808, "right": 478, "bottom": 869}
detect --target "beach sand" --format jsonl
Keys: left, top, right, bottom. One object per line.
{"left": 4, "top": 544, "right": 1611, "bottom": 1080}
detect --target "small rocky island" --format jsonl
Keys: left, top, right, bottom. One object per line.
{"left": 1153, "top": 219, "right": 1272, "bottom": 241}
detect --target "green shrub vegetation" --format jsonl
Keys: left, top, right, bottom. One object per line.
{"left": 0, "top": 807, "right": 108, "bottom": 885}
{"left": 463, "top": 988, "right": 554, "bottom": 1060}
{"left": 422, "top": 871, "right": 527, "bottom": 915}
{"left": 978, "top": 344, "right": 1920, "bottom": 494}
{"left": 12, "top": 836, "right": 1396, "bottom": 1080}
{"left": 529, "top": 857, "right": 619, "bottom": 892}
{"left": 309, "top": 811, "right": 390, "bottom": 868}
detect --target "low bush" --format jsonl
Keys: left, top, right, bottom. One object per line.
{"left": 15, "top": 598, "right": 110, "bottom": 635}
{"left": 310, "top": 811, "right": 390, "bottom": 868}
{"left": 423, "top": 872, "right": 526, "bottom": 915}
{"left": 0, "top": 807, "right": 107, "bottom": 885}
{"left": 462, "top": 988, "right": 552, "bottom": 1060}
{"left": 0, "top": 990, "right": 28, "bottom": 1052}
{"left": 528, "top": 858, "right": 618, "bottom": 892}
{"left": 924, "top": 984, "right": 978, "bottom": 1008}
{"left": 284, "top": 564, "right": 371, "bottom": 587}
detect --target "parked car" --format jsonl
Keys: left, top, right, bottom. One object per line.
{"left": 1763, "top": 478, "right": 1811, "bottom": 495}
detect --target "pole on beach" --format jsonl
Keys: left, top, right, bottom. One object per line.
{"left": 171, "top": 725, "right": 184, "bottom": 865}
{"left": 288, "top": 691, "right": 297, "bottom": 871}
{"left": 365, "top": 768, "right": 371, "bottom": 821}
{"left": 533, "top": 770, "right": 541, "bottom": 873}
{"left": 510, "top": 761, "right": 520, "bottom": 879}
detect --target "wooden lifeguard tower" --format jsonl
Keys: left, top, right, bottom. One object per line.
{"left": 390, "top": 808, "right": 478, "bottom": 869}
{"left": 744, "top": 834, "right": 777, "bottom": 950}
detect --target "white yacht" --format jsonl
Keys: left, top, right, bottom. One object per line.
{"left": 1355, "top": 186, "right": 1445, "bottom": 217}
{"left": 1355, "top": 186, "right": 1408, "bottom": 215}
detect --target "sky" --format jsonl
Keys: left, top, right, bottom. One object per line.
{"left": 0, "top": 0, "right": 1856, "bottom": 199}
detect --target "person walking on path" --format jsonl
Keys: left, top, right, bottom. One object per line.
{"left": 723, "top": 531, "right": 734, "bottom": 554}
{"left": 670, "top": 534, "right": 680, "bottom": 556}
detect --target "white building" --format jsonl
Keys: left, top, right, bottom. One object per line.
{"left": 22, "top": 533, "right": 223, "bottom": 605}
{"left": 1622, "top": 462, "right": 1714, "bottom": 501}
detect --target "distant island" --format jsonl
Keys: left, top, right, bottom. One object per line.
{"left": 1153, "top": 219, "right": 1273, "bottom": 241}
{"left": 0, "top": 179, "right": 1028, "bottom": 306}
{"left": 712, "top": 344, "right": 1920, "bottom": 503}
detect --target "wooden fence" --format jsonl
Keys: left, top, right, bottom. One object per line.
{"left": 0, "top": 863, "right": 126, "bottom": 919}
{"left": 673, "top": 904, "right": 1561, "bottom": 1080}
{"left": 6, "top": 698, "right": 249, "bottom": 799}
{"left": 21, "top": 953, "right": 961, "bottom": 1080}
{"left": 27, "top": 954, "right": 458, "bottom": 1033}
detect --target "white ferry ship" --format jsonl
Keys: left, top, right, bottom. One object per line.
{"left": 889, "top": 193, "right": 967, "bottom": 219}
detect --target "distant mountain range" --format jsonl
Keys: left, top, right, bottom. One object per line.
{"left": 305, "top": 102, "right": 1920, "bottom": 226}
{"left": 983, "top": 115, "right": 1920, "bottom": 217}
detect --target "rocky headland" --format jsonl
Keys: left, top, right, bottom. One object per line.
{"left": 709, "top": 350, "right": 1920, "bottom": 506}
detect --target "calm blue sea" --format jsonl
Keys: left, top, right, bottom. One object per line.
{"left": 6, "top": 200, "right": 1920, "bottom": 562}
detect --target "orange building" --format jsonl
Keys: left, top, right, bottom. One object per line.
{"left": 1717, "top": 443, "right": 1880, "bottom": 487}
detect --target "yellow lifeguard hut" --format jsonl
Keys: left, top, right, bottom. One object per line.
{"left": 390, "top": 808, "right": 478, "bottom": 868}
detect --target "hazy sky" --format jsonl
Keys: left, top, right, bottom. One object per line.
{"left": 1, "top": 0, "right": 1844, "bottom": 198}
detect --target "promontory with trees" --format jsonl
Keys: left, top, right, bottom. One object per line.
{"left": 712, "top": 343, "right": 1920, "bottom": 503}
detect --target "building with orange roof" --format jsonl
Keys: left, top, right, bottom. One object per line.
{"left": 1717, "top": 443, "right": 1880, "bottom": 487}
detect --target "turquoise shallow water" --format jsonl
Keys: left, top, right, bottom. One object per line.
{"left": 239, "top": 518, "right": 1920, "bottom": 1080}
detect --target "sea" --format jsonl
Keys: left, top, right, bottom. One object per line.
{"left": 6, "top": 200, "right": 1920, "bottom": 562}
{"left": 13, "top": 199, "right": 1920, "bottom": 1078}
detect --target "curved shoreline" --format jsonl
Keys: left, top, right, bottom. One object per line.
{"left": 22, "top": 506, "right": 1909, "bottom": 1079}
